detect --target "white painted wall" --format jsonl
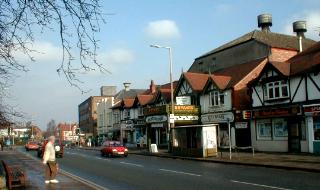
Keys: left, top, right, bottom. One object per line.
{"left": 307, "top": 74, "right": 320, "bottom": 100}
{"left": 290, "top": 77, "right": 306, "bottom": 103}
{"left": 200, "top": 89, "right": 232, "bottom": 114}
{"left": 252, "top": 86, "right": 263, "bottom": 107}
{"left": 97, "top": 97, "right": 115, "bottom": 136}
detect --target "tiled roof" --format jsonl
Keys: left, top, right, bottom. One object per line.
{"left": 210, "top": 75, "right": 231, "bottom": 90}
{"left": 212, "top": 57, "right": 267, "bottom": 89}
{"left": 137, "top": 95, "right": 154, "bottom": 106}
{"left": 270, "top": 61, "right": 290, "bottom": 76}
{"left": 198, "top": 30, "right": 315, "bottom": 59}
{"left": 160, "top": 81, "right": 179, "bottom": 90}
{"left": 114, "top": 89, "right": 147, "bottom": 100}
{"left": 183, "top": 72, "right": 209, "bottom": 92}
{"left": 123, "top": 98, "right": 135, "bottom": 108}
{"left": 289, "top": 41, "right": 320, "bottom": 75}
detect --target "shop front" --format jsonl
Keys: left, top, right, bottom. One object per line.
{"left": 201, "top": 111, "right": 235, "bottom": 148}
{"left": 145, "top": 115, "right": 168, "bottom": 147}
{"left": 120, "top": 121, "right": 135, "bottom": 147}
{"left": 144, "top": 105, "right": 200, "bottom": 151}
{"left": 134, "top": 119, "right": 147, "bottom": 148}
{"left": 250, "top": 106, "right": 306, "bottom": 152}
{"left": 304, "top": 104, "right": 320, "bottom": 154}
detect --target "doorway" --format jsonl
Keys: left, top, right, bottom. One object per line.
{"left": 288, "top": 118, "right": 301, "bottom": 152}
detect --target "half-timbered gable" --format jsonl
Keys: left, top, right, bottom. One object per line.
{"left": 175, "top": 72, "right": 209, "bottom": 106}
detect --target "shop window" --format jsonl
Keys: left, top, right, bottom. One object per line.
{"left": 314, "top": 117, "right": 320, "bottom": 141}
{"left": 209, "top": 91, "right": 224, "bottom": 106}
{"left": 272, "top": 118, "right": 288, "bottom": 139}
{"left": 264, "top": 80, "right": 289, "bottom": 100}
{"left": 257, "top": 120, "right": 272, "bottom": 140}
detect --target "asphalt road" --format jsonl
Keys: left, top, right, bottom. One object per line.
{"left": 23, "top": 148, "right": 320, "bottom": 190}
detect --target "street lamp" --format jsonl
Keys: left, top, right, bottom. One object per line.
{"left": 150, "top": 44, "right": 174, "bottom": 152}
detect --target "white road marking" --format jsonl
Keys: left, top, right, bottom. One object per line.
{"left": 120, "top": 161, "right": 144, "bottom": 167}
{"left": 230, "top": 180, "right": 294, "bottom": 190}
{"left": 159, "top": 169, "right": 201, "bottom": 177}
{"left": 95, "top": 157, "right": 111, "bottom": 162}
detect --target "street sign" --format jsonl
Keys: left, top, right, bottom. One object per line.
{"left": 169, "top": 114, "right": 175, "bottom": 124}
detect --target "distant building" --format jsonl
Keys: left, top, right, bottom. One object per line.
{"left": 56, "top": 123, "right": 78, "bottom": 142}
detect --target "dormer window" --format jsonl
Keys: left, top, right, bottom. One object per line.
{"left": 264, "top": 80, "right": 289, "bottom": 100}
{"left": 209, "top": 91, "right": 224, "bottom": 106}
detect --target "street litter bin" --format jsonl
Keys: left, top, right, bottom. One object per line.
{"left": 150, "top": 144, "right": 158, "bottom": 153}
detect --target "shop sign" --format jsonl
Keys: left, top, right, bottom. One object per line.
{"left": 253, "top": 107, "right": 300, "bottom": 118}
{"left": 304, "top": 105, "right": 320, "bottom": 113}
{"left": 144, "top": 105, "right": 167, "bottom": 116}
{"left": 151, "top": 123, "right": 164, "bottom": 128}
{"left": 201, "top": 112, "right": 234, "bottom": 124}
{"left": 235, "top": 122, "right": 248, "bottom": 129}
{"left": 176, "top": 96, "right": 191, "bottom": 105}
{"left": 146, "top": 115, "right": 167, "bottom": 123}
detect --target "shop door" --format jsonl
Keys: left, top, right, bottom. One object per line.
{"left": 288, "top": 119, "right": 301, "bottom": 152}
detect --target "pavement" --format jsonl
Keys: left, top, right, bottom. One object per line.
{"left": 80, "top": 146, "right": 320, "bottom": 173}
{"left": 0, "top": 148, "right": 100, "bottom": 190}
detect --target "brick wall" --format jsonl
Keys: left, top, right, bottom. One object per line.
{"left": 269, "top": 48, "right": 297, "bottom": 62}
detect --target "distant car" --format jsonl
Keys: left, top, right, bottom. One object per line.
{"left": 100, "top": 141, "right": 128, "bottom": 157}
{"left": 25, "top": 141, "right": 39, "bottom": 151}
{"left": 37, "top": 139, "right": 64, "bottom": 158}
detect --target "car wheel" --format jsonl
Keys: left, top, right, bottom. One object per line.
{"left": 101, "top": 152, "right": 105, "bottom": 157}
{"left": 26, "top": 148, "right": 29, "bottom": 151}
{"left": 108, "top": 153, "right": 112, "bottom": 158}
{"left": 124, "top": 155, "right": 128, "bottom": 158}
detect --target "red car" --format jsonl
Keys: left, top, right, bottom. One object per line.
{"left": 100, "top": 141, "right": 128, "bottom": 157}
{"left": 25, "top": 141, "right": 39, "bottom": 151}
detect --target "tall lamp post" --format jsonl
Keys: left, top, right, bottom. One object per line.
{"left": 150, "top": 44, "right": 174, "bottom": 152}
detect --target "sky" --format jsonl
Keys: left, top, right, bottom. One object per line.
{"left": 5, "top": 0, "right": 320, "bottom": 129}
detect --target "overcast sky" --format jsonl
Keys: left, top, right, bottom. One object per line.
{"left": 6, "top": 0, "right": 320, "bottom": 129}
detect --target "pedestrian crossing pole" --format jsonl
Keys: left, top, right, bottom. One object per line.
{"left": 228, "top": 119, "right": 232, "bottom": 160}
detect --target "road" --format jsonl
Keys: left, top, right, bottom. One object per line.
{"left": 23, "top": 148, "right": 320, "bottom": 190}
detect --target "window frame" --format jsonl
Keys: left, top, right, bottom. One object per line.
{"left": 209, "top": 90, "right": 225, "bottom": 107}
{"left": 264, "top": 80, "right": 289, "bottom": 101}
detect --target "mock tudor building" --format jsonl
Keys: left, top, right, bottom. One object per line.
{"left": 200, "top": 58, "right": 267, "bottom": 149}
{"left": 249, "top": 42, "right": 320, "bottom": 153}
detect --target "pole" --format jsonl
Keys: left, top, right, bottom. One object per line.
{"left": 228, "top": 120, "right": 232, "bottom": 160}
{"left": 169, "top": 47, "right": 174, "bottom": 153}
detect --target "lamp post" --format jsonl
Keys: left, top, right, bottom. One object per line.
{"left": 150, "top": 44, "right": 174, "bottom": 152}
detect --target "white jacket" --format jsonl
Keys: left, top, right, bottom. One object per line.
{"left": 43, "top": 141, "right": 56, "bottom": 164}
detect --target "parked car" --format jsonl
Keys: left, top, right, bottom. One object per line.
{"left": 25, "top": 141, "right": 39, "bottom": 151}
{"left": 37, "top": 139, "right": 64, "bottom": 158}
{"left": 100, "top": 141, "right": 128, "bottom": 157}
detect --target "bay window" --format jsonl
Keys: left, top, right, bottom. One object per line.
{"left": 209, "top": 91, "right": 224, "bottom": 106}
{"left": 264, "top": 80, "right": 289, "bottom": 100}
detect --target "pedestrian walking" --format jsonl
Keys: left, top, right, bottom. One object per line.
{"left": 43, "top": 136, "right": 59, "bottom": 184}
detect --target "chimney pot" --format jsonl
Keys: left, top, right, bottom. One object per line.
{"left": 123, "top": 82, "right": 131, "bottom": 91}
{"left": 257, "top": 14, "right": 272, "bottom": 32}
{"left": 150, "top": 80, "right": 156, "bottom": 94}
{"left": 293, "top": 21, "right": 307, "bottom": 38}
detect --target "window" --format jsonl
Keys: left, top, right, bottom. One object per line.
{"left": 138, "top": 107, "right": 144, "bottom": 116}
{"left": 314, "top": 117, "right": 320, "bottom": 141}
{"left": 272, "top": 119, "right": 288, "bottom": 139}
{"left": 265, "top": 80, "right": 289, "bottom": 100}
{"left": 257, "top": 120, "right": 272, "bottom": 140}
{"left": 209, "top": 91, "right": 224, "bottom": 106}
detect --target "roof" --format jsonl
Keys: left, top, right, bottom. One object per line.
{"left": 123, "top": 98, "right": 135, "bottom": 108}
{"left": 270, "top": 61, "right": 290, "bottom": 76}
{"left": 289, "top": 41, "right": 320, "bottom": 75}
{"left": 137, "top": 95, "right": 154, "bottom": 106}
{"left": 212, "top": 57, "right": 267, "bottom": 89}
{"left": 198, "top": 30, "right": 316, "bottom": 59}
{"left": 114, "top": 89, "right": 147, "bottom": 100}
{"left": 183, "top": 72, "right": 209, "bottom": 92}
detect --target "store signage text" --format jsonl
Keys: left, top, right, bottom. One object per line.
{"left": 201, "top": 112, "right": 234, "bottom": 123}
{"left": 146, "top": 115, "right": 167, "bottom": 123}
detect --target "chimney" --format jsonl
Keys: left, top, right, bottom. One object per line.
{"left": 123, "top": 82, "right": 131, "bottom": 91}
{"left": 258, "top": 14, "right": 272, "bottom": 32}
{"left": 293, "top": 21, "right": 307, "bottom": 52}
{"left": 150, "top": 80, "right": 156, "bottom": 94}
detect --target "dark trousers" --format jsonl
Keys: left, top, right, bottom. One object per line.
{"left": 45, "top": 161, "right": 57, "bottom": 180}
